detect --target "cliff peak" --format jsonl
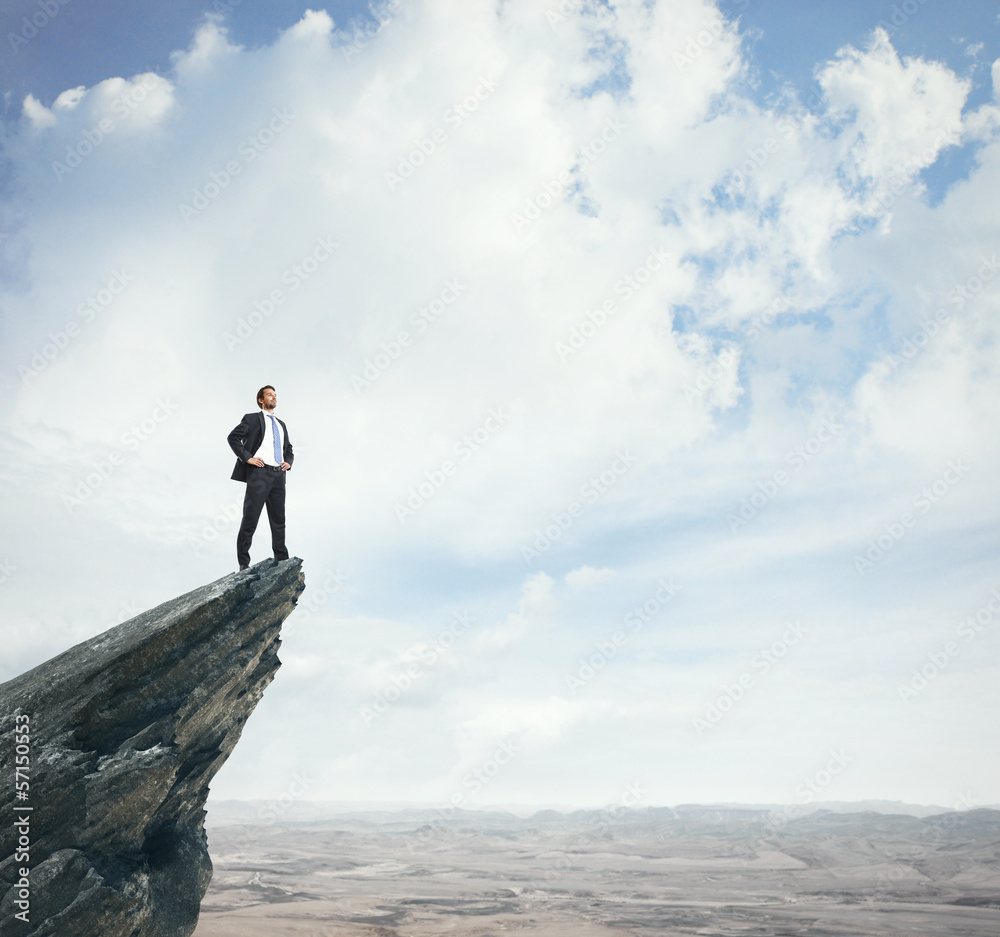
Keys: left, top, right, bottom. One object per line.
{"left": 0, "top": 557, "right": 305, "bottom": 937}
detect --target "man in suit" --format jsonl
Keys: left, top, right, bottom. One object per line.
{"left": 228, "top": 385, "right": 294, "bottom": 571}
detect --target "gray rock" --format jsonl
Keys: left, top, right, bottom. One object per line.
{"left": 0, "top": 557, "right": 305, "bottom": 937}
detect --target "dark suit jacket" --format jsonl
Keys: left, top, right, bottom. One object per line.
{"left": 228, "top": 410, "right": 294, "bottom": 482}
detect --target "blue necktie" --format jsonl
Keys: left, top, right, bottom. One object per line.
{"left": 267, "top": 414, "right": 281, "bottom": 463}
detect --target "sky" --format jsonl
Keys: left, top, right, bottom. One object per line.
{"left": 1, "top": 0, "right": 999, "bottom": 814}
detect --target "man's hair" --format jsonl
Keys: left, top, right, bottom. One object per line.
{"left": 256, "top": 385, "right": 275, "bottom": 406}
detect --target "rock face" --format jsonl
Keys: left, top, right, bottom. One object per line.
{"left": 0, "top": 557, "right": 305, "bottom": 937}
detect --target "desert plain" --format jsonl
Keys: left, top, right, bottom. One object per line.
{"left": 191, "top": 803, "right": 1000, "bottom": 936}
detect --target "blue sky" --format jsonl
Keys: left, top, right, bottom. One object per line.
{"left": 1, "top": 0, "right": 369, "bottom": 107}
{"left": 1, "top": 1, "right": 999, "bottom": 811}
{"left": 5, "top": 1, "right": 997, "bottom": 111}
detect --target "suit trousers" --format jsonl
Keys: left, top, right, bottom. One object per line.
{"left": 237, "top": 465, "right": 288, "bottom": 567}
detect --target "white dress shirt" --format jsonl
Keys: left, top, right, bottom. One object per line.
{"left": 252, "top": 408, "right": 285, "bottom": 466}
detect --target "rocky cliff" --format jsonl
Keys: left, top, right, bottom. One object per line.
{"left": 0, "top": 557, "right": 305, "bottom": 937}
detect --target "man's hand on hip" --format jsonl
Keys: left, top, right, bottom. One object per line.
{"left": 280, "top": 462, "right": 291, "bottom": 471}
{"left": 247, "top": 457, "right": 265, "bottom": 467}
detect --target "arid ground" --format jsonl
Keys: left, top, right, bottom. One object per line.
{"left": 192, "top": 804, "right": 1000, "bottom": 936}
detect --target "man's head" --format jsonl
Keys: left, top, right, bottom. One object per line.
{"left": 257, "top": 385, "right": 277, "bottom": 411}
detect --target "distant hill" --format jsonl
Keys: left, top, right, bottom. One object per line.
{"left": 205, "top": 797, "right": 998, "bottom": 827}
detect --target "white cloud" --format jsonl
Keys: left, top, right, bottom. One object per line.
{"left": 476, "top": 572, "right": 555, "bottom": 649}
{"left": 53, "top": 85, "right": 86, "bottom": 111}
{"left": 818, "top": 28, "right": 967, "bottom": 186}
{"left": 22, "top": 93, "right": 55, "bottom": 128}
{"left": 565, "top": 565, "right": 617, "bottom": 589}
{"left": 1, "top": 1, "right": 998, "bottom": 805}
{"left": 286, "top": 7, "right": 335, "bottom": 40}
{"left": 169, "top": 16, "right": 242, "bottom": 72}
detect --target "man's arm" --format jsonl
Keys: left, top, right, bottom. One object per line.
{"left": 281, "top": 422, "right": 293, "bottom": 470}
{"left": 227, "top": 413, "right": 257, "bottom": 463}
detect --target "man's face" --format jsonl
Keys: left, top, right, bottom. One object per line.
{"left": 260, "top": 388, "right": 277, "bottom": 410}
